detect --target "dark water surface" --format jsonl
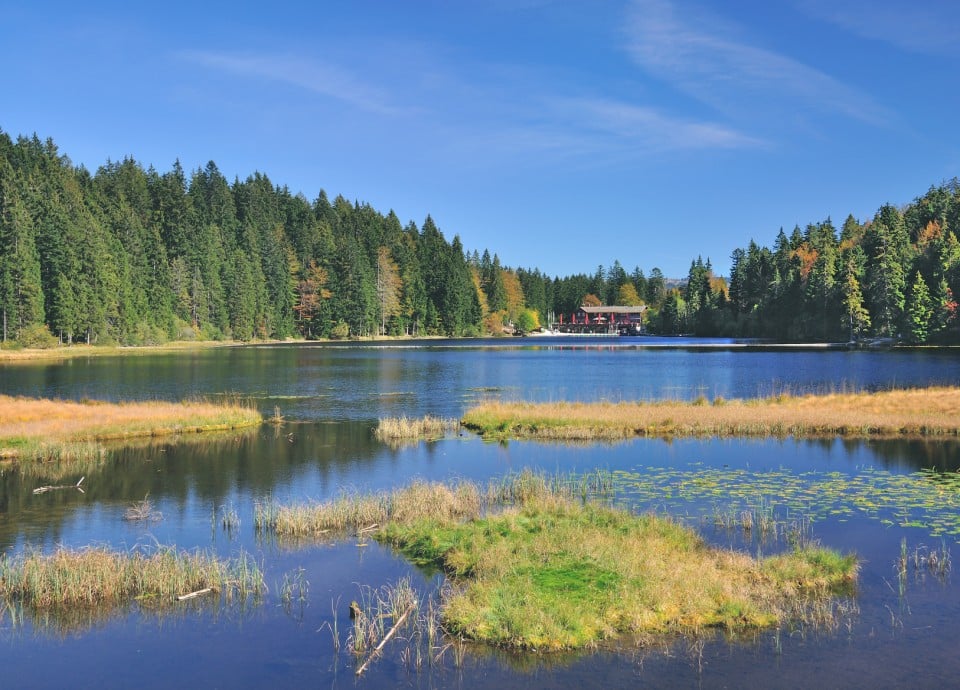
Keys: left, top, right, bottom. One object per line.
{"left": 1, "top": 338, "right": 959, "bottom": 689}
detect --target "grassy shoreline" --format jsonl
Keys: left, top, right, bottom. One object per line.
{"left": 460, "top": 387, "right": 960, "bottom": 440}
{"left": 0, "top": 334, "right": 455, "bottom": 364}
{"left": 0, "top": 394, "right": 262, "bottom": 460}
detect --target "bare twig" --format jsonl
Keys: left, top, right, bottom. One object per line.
{"left": 33, "top": 476, "right": 86, "bottom": 494}
{"left": 355, "top": 602, "right": 415, "bottom": 676}
{"left": 177, "top": 587, "right": 213, "bottom": 601}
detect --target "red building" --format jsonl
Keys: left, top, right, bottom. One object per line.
{"left": 555, "top": 305, "right": 647, "bottom": 335}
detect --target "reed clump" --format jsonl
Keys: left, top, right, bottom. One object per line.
{"left": 255, "top": 479, "right": 483, "bottom": 538}
{"left": 0, "top": 545, "right": 264, "bottom": 610}
{"left": 0, "top": 394, "right": 262, "bottom": 460}
{"left": 374, "top": 416, "right": 460, "bottom": 443}
{"left": 460, "top": 387, "right": 960, "bottom": 440}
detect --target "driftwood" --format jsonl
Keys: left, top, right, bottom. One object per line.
{"left": 355, "top": 602, "right": 416, "bottom": 676}
{"left": 33, "top": 476, "right": 85, "bottom": 494}
{"left": 358, "top": 523, "right": 379, "bottom": 534}
{"left": 177, "top": 587, "right": 213, "bottom": 601}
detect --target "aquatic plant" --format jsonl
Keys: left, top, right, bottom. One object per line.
{"left": 613, "top": 463, "right": 960, "bottom": 543}
{"left": 0, "top": 545, "right": 264, "bottom": 611}
{"left": 278, "top": 567, "right": 309, "bottom": 620}
{"left": 260, "top": 472, "right": 857, "bottom": 651}
{"left": 381, "top": 498, "right": 857, "bottom": 650}
{"left": 461, "top": 387, "right": 960, "bottom": 440}
{"left": 255, "top": 479, "right": 486, "bottom": 538}
{"left": 374, "top": 415, "right": 460, "bottom": 444}
{"left": 124, "top": 495, "right": 163, "bottom": 522}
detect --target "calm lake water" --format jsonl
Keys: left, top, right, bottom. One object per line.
{"left": 1, "top": 337, "right": 959, "bottom": 689}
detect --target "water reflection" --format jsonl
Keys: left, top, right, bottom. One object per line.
{"left": 2, "top": 344, "right": 960, "bottom": 687}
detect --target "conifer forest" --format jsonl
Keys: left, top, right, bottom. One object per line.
{"left": 1, "top": 130, "right": 958, "bottom": 345}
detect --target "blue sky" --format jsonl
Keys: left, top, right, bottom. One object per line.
{"left": 3, "top": 1, "right": 958, "bottom": 279}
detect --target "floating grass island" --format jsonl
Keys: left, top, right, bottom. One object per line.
{"left": 460, "top": 387, "right": 960, "bottom": 440}
{"left": 257, "top": 473, "right": 857, "bottom": 650}
{"left": 0, "top": 394, "right": 262, "bottom": 460}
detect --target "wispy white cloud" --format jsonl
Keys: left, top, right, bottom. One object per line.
{"left": 178, "top": 29, "right": 764, "bottom": 173}
{"left": 796, "top": 0, "right": 960, "bottom": 55}
{"left": 557, "top": 98, "right": 765, "bottom": 151}
{"left": 624, "top": 0, "right": 891, "bottom": 126}
{"left": 177, "top": 50, "right": 406, "bottom": 116}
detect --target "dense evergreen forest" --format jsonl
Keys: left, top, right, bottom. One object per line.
{"left": 1, "top": 130, "right": 958, "bottom": 345}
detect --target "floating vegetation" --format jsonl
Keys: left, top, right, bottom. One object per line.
{"left": 256, "top": 470, "right": 616, "bottom": 540}
{"left": 374, "top": 415, "right": 460, "bottom": 444}
{"left": 382, "top": 498, "right": 856, "bottom": 650}
{"left": 462, "top": 387, "right": 960, "bottom": 440}
{"left": 612, "top": 464, "right": 960, "bottom": 542}
{"left": 124, "top": 495, "right": 163, "bottom": 522}
{"left": 0, "top": 545, "right": 264, "bottom": 614}
{"left": 261, "top": 473, "right": 857, "bottom": 651}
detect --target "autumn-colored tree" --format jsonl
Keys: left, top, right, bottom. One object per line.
{"left": 514, "top": 308, "right": 539, "bottom": 334}
{"left": 582, "top": 293, "right": 602, "bottom": 307}
{"left": 376, "top": 246, "right": 402, "bottom": 335}
{"left": 615, "top": 282, "right": 643, "bottom": 306}
{"left": 501, "top": 268, "right": 525, "bottom": 323}
{"left": 469, "top": 266, "right": 490, "bottom": 316}
{"left": 294, "top": 260, "right": 332, "bottom": 337}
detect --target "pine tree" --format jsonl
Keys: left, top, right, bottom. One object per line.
{"left": 841, "top": 259, "right": 870, "bottom": 341}
{"left": 906, "top": 271, "right": 933, "bottom": 344}
{"left": 0, "top": 191, "right": 45, "bottom": 340}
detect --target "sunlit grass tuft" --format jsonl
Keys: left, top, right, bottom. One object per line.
{"left": 374, "top": 416, "right": 460, "bottom": 444}
{"left": 0, "top": 545, "right": 264, "bottom": 611}
{"left": 461, "top": 387, "right": 960, "bottom": 440}
{"left": 0, "top": 394, "right": 262, "bottom": 460}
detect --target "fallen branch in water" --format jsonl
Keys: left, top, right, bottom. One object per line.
{"left": 355, "top": 602, "right": 416, "bottom": 676}
{"left": 177, "top": 587, "right": 213, "bottom": 601}
{"left": 33, "top": 476, "right": 85, "bottom": 494}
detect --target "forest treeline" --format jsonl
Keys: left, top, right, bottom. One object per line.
{"left": 1, "top": 130, "right": 958, "bottom": 345}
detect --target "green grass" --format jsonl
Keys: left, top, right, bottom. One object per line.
{"left": 257, "top": 472, "right": 858, "bottom": 651}
{"left": 380, "top": 499, "right": 856, "bottom": 650}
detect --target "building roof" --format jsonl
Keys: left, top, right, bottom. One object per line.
{"left": 579, "top": 305, "right": 647, "bottom": 314}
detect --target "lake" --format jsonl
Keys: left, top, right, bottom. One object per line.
{"left": 1, "top": 337, "right": 959, "bottom": 688}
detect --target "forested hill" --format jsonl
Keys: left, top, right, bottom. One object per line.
{"left": 1, "top": 130, "right": 958, "bottom": 345}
